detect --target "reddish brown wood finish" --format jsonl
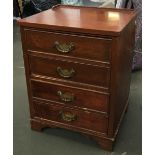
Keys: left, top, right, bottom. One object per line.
{"left": 31, "top": 80, "right": 109, "bottom": 113}
{"left": 92, "top": 136, "right": 114, "bottom": 151}
{"left": 18, "top": 5, "right": 136, "bottom": 151}
{"left": 29, "top": 54, "right": 110, "bottom": 88}
{"left": 25, "top": 29, "right": 112, "bottom": 63}
{"left": 107, "top": 20, "right": 136, "bottom": 137}
{"left": 18, "top": 5, "right": 136, "bottom": 36}
{"left": 30, "top": 119, "right": 49, "bottom": 132}
{"left": 33, "top": 100, "right": 108, "bottom": 133}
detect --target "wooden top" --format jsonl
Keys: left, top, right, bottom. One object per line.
{"left": 18, "top": 5, "right": 136, "bottom": 36}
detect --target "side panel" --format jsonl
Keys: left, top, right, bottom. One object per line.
{"left": 108, "top": 20, "right": 136, "bottom": 137}
{"left": 20, "top": 27, "right": 35, "bottom": 118}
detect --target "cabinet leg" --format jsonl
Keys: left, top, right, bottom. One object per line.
{"left": 30, "top": 119, "right": 55, "bottom": 132}
{"left": 92, "top": 136, "right": 114, "bottom": 151}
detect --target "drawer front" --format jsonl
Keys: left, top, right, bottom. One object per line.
{"left": 31, "top": 80, "right": 109, "bottom": 113}
{"left": 33, "top": 100, "right": 108, "bottom": 133}
{"left": 25, "top": 29, "right": 112, "bottom": 62}
{"left": 29, "top": 55, "right": 110, "bottom": 88}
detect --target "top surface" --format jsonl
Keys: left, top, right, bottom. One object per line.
{"left": 18, "top": 5, "right": 136, "bottom": 36}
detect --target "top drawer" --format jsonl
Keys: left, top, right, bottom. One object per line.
{"left": 25, "top": 29, "right": 112, "bottom": 63}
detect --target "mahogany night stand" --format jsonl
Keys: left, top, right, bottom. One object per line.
{"left": 18, "top": 5, "right": 136, "bottom": 151}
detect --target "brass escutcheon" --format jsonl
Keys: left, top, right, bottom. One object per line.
{"left": 57, "top": 67, "right": 75, "bottom": 78}
{"left": 55, "top": 41, "right": 75, "bottom": 53}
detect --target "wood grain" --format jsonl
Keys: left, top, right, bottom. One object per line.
{"left": 25, "top": 28, "right": 112, "bottom": 63}
{"left": 18, "top": 5, "right": 136, "bottom": 151}
{"left": 33, "top": 100, "right": 108, "bottom": 133}
{"left": 18, "top": 5, "right": 136, "bottom": 36}
{"left": 29, "top": 54, "right": 110, "bottom": 88}
{"left": 31, "top": 79, "right": 109, "bottom": 113}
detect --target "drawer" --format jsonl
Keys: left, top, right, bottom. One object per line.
{"left": 25, "top": 29, "right": 112, "bottom": 62}
{"left": 31, "top": 80, "right": 109, "bottom": 113}
{"left": 29, "top": 55, "right": 110, "bottom": 88}
{"left": 33, "top": 100, "right": 108, "bottom": 133}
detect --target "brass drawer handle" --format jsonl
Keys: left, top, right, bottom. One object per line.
{"left": 57, "top": 91, "right": 75, "bottom": 102}
{"left": 60, "top": 111, "right": 77, "bottom": 122}
{"left": 57, "top": 67, "right": 75, "bottom": 78}
{"left": 54, "top": 41, "right": 75, "bottom": 53}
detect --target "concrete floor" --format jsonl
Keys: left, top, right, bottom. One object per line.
{"left": 13, "top": 17, "right": 142, "bottom": 155}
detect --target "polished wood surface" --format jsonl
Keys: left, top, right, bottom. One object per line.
{"left": 31, "top": 80, "right": 109, "bottom": 113}
{"left": 33, "top": 100, "right": 108, "bottom": 133}
{"left": 29, "top": 54, "right": 110, "bottom": 88}
{"left": 18, "top": 5, "right": 136, "bottom": 151}
{"left": 25, "top": 28, "right": 112, "bottom": 62}
{"left": 108, "top": 20, "right": 135, "bottom": 137}
{"left": 18, "top": 5, "right": 136, "bottom": 36}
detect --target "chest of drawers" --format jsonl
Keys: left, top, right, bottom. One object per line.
{"left": 18, "top": 5, "right": 136, "bottom": 151}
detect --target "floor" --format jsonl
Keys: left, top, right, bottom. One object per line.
{"left": 13, "top": 13, "right": 142, "bottom": 155}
